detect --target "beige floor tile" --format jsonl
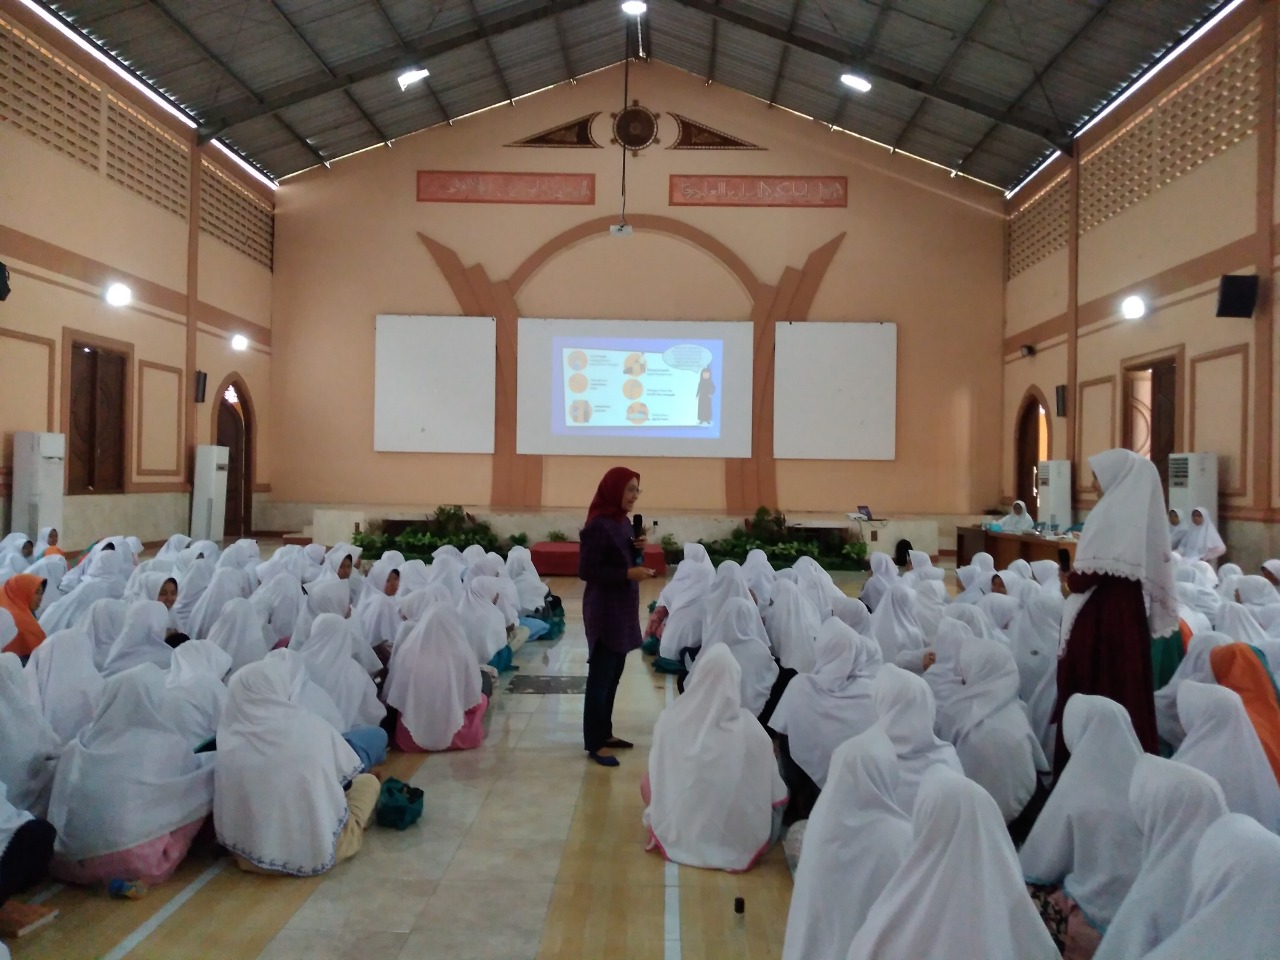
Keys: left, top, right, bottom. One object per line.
{"left": 284, "top": 875, "right": 436, "bottom": 933}
{"left": 401, "top": 881, "right": 555, "bottom": 960}
{"left": 256, "top": 929, "right": 409, "bottom": 960}
{"left": 441, "top": 836, "right": 567, "bottom": 884}
{"left": 333, "top": 826, "right": 465, "bottom": 882}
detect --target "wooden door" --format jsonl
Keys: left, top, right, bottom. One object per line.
{"left": 68, "top": 345, "right": 126, "bottom": 493}
{"left": 217, "top": 400, "right": 247, "bottom": 537}
{"left": 1150, "top": 360, "right": 1177, "bottom": 494}
{"left": 1015, "top": 399, "right": 1041, "bottom": 520}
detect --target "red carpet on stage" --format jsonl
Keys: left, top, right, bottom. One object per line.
{"left": 530, "top": 541, "right": 667, "bottom": 577}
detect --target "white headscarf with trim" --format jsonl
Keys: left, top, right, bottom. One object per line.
{"left": 385, "top": 604, "right": 483, "bottom": 751}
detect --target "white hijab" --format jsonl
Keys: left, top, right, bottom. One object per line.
{"left": 793, "top": 556, "right": 840, "bottom": 619}
{"left": 0, "top": 651, "right": 61, "bottom": 816}
{"left": 80, "top": 597, "right": 127, "bottom": 671}
{"left": 298, "top": 613, "right": 385, "bottom": 730}
{"left": 868, "top": 583, "right": 925, "bottom": 670}
{"left": 48, "top": 663, "right": 214, "bottom": 859}
{"left": 1235, "top": 575, "right": 1280, "bottom": 630}
{"left": 1019, "top": 694, "right": 1144, "bottom": 930}
{"left": 160, "top": 639, "right": 232, "bottom": 749}
{"left": 1153, "top": 631, "right": 1233, "bottom": 747}
{"left": 1030, "top": 559, "right": 1062, "bottom": 592}
{"left": 38, "top": 565, "right": 124, "bottom": 636}
{"left": 26, "top": 555, "right": 67, "bottom": 615}
{"left": 1007, "top": 593, "right": 1062, "bottom": 702}
{"left": 1067, "top": 449, "right": 1178, "bottom": 640}
{"left": 1172, "top": 680, "right": 1280, "bottom": 833}
{"left": 354, "top": 580, "right": 403, "bottom": 651}
{"left": 872, "top": 663, "right": 964, "bottom": 813}
{"left": 424, "top": 555, "right": 465, "bottom": 601}
{"left": 770, "top": 618, "right": 881, "bottom": 787}
{"left": 645, "top": 645, "right": 787, "bottom": 871}
{"left": 657, "top": 543, "right": 715, "bottom": 615}
{"left": 1217, "top": 601, "right": 1269, "bottom": 647}
{"left": 781, "top": 728, "right": 911, "bottom": 960}
{"left": 979, "top": 588, "right": 1024, "bottom": 630}
{"left": 102, "top": 601, "right": 173, "bottom": 676}
{"left": 831, "top": 594, "right": 872, "bottom": 633}
{"left": 155, "top": 534, "right": 191, "bottom": 561}
{"left": 1179, "top": 506, "right": 1225, "bottom": 563}
{"left": 923, "top": 618, "right": 973, "bottom": 728}
{"left": 505, "top": 546, "right": 549, "bottom": 615}
{"left": 999, "top": 500, "right": 1036, "bottom": 533}
{"left": 251, "top": 572, "right": 306, "bottom": 643}
{"left": 23, "top": 627, "right": 104, "bottom": 743}
{"left": 206, "top": 597, "right": 274, "bottom": 675}
{"left": 764, "top": 579, "right": 820, "bottom": 672}
{"left": 1094, "top": 756, "right": 1227, "bottom": 960}
{"left": 702, "top": 561, "right": 753, "bottom": 636}
{"left": 859, "top": 551, "right": 899, "bottom": 612}
{"left": 740, "top": 548, "right": 776, "bottom": 611}
{"left": 171, "top": 557, "right": 214, "bottom": 633}
{"left": 694, "top": 596, "right": 777, "bottom": 717}
{"left": 186, "top": 566, "right": 253, "bottom": 639}
{"left": 385, "top": 605, "right": 483, "bottom": 751}
{"left": 456, "top": 576, "right": 508, "bottom": 662}
{"left": 291, "top": 578, "right": 350, "bottom": 650}
{"left": 845, "top": 767, "right": 1059, "bottom": 960}
{"left": 214, "top": 657, "right": 364, "bottom": 876}
{"left": 1139, "top": 813, "right": 1280, "bottom": 959}
{"left": 1216, "top": 562, "right": 1244, "bottom": 599}
{"left": 953, "top": 564, "right": 993, "bottom": 605}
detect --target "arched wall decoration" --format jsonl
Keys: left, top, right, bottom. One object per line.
{"left": 209, "top": 371, "right": 257, "bottom": 489}
{"left": 418, "top": 219, "right": 845, "bottom": 512}
{"left": 1016, "top": 385, "right": 1053, "bottom": 457}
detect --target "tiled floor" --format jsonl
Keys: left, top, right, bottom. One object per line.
{"left": 10, "top": 574, "right": 805, "bottom": 960}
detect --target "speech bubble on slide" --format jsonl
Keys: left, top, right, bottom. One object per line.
{"left": 662, "top": 344, "right": 712, "bottom": 372}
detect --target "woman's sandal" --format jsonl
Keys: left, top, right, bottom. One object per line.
{"left": 604, "top": 737, "right": 635, "bottom": 749}
{"left": 588, "top": 751, "right": 621, "bottom": 767}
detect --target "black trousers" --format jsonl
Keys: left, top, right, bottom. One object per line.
{"left": 583, "top": 644, "right": 628, "bottom": 753}
{"left": 0, "top": 818, "right": 56, "bottom": 907}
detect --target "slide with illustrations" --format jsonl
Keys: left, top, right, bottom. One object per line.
{"left": 551, "top": 335, "right": 723, "bottom": 439}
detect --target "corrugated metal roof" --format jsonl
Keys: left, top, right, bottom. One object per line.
{"left": 39, "top": 0, "right": 1231, "bottom": 190}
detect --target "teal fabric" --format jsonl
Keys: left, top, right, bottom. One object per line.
{"left": 653, "top": 655, "right": 683, "bottom": 675}
{"left": 520, "top": 616, "right": 550, "bottom": 641}
{"left": 1248, "top": 645, "right": 1280, "bottom": 704}
{"left": 375, "top": 778, "right": 424, "bottom": 831}
{"left": 641, "top": 636, "right": 660, "bottom": 656}
{"left": 488, "top": 646, "right": 514, "bottom": 672}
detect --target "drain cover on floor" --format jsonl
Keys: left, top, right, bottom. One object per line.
{"left": 506, "top": 675, "right": 589, "bottom": 695}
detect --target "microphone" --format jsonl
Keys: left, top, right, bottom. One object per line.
{"left": 632, "top": 513, "right": 644, "bottom": 565}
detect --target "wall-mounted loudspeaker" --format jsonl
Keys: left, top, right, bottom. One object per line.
{"left": 1055, "top": 384, "right": 1067, "bottom": 418}
{"left": 194, "top": 370, "right": 208, "bottom": 404}
{"left": 1216, "top": 274, "right": 1258, "bottom": 318}
{"left": 0, "top": 261, "right": 10, "bottom": 301}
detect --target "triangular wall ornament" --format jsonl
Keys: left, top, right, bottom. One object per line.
{"left": 668, "top": 113, "right": 764, "bottom": 150}
{"left": 506, "top": 113, "right": 603, "bottom": 148}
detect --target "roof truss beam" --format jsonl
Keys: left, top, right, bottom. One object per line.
{"left": 363, "top": 0, "right": 454, "bottom": 124}
{"left": 464, "top": 0, "right": 516, "bottom": 104}
{"left": 766, "top": 0, "right": 802, "bottom": 106}
{"left": 665, "top": 0, "right": 1073, "bottom": 152}
{"left": 199, "top": 0, "right": 597, "bottom": 138}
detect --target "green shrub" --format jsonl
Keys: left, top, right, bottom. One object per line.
{"left": 547, "top": 530, "right": 569, "bottom": 542}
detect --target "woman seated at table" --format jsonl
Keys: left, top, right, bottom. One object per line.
{"left": 386, "top": 605, "right": 489, "bottom": 753}
{"left": 643, "top": 646, "right": 787, "bottom": 872}
{"left": 997, "top": 499, "right": 1037, "bottom": 533}
{"left": 48, "top": 664, "right": 214, "bottom": 887}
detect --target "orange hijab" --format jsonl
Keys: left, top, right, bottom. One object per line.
{"left": 1211, "top": 642, "right": 1280, "bottom": 784}
{"left": 0, "top": 573, "right": 47, "bottom": 656}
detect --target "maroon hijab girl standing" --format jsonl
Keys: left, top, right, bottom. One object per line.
{"left": 580, "top": 467, "right": 655, "bottom": 766}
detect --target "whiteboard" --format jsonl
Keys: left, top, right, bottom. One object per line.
{"left": 773, "top": 322, "right": 897, "bottom": 460}
{"left": 374, "top": 315, "right": 496, "bottom": 453}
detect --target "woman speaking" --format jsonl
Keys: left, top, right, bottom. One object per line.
{"left": 579, "top": 467, "right": 655, "bottom": 767}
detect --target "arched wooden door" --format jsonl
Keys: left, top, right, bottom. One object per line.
{"left": 1015, "top": 399, "right": 1042, "bottom": 520}
{"left": 215, "top": 382, "right": 252, "bottom": 537}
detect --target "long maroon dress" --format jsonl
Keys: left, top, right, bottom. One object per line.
{"left": 1052, "top": 571, "right": 1159, "bottom": 778}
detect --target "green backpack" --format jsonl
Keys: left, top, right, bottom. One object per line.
{"left": 375, "top": 777, "right": 424, "bottom": 831}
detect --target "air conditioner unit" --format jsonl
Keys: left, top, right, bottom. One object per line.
{"left": 1037, "top": 460, "right": 1073, "bottom": 531}
{"left": 11, "top": 432, "right": 65, "bottom": 539}
{"left": 1168, "top": 452, "right": 1218, "bottom": 518}
{"left": 190, "top": 445, "right": 229, "bottom": 541}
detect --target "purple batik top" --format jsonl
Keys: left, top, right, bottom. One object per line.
{"left": 579, "top": 515, "right": 642, "bottom": 655}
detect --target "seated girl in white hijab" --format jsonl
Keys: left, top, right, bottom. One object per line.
{"left": 1167, "top": 508, "right": 1188, "bottom": 553}
{"left": 48, "top": 664, "right": 214, "bottom": 887}
{"left": 186, "top": 566, "right": 253, "bottom": 640}
{"left": 1179, "top": 506, "right": 1226, "bottom": 565}
{"left": 831, "top": 594, "right": 871, "bottom": 634}
{"left": 23, "top": 626, "right": 105, "bottom": 742}
{"left": 353, "top": 556, "right": 401, "bottom": 666}
{"left": 159, "top": 639, "right": 232, "bottom": 750}
{"left": 386, "top": 604, "right": 489, "bottom": 752}
{"left": 643, "top": 646, "right": 787, "bottom": 872}
{"left": 26, "top": 555, "right": 67, "bottom": 617}
{"left": 1030, "top": 558, "right": 1064, "bottom": 595}
{"left": 251, "top": 571, "right": 305, "bottom": 650}
{"left": 206, "top": 597, "right": 274, "bottom": 676}
{"left": 102, "top": 601, "right": 174, "bottom": 676}
{"left": 170, "top": 557, "right": 214, "bottom": 635}
{"left": 793, "top": 556, "right": 841, "bottom": 619}
{"left": 1093, "top": 756, "right": 1227, "bottom": 960}
{"left": 740, "top": 548, "right": 776, "bottom": 613}
{"left": 80, "top": 597, "right": 126, "bottom": 671}
{"left": 770, "top": 618, "right": 881, "bottom": 822}
{"left": 899, "top": 550, "right": 944, "bottom": 590}
{"left": 868, "top": 584, "right": 929, "bottom": 672}
{"left": 997, "top": 499, "right": 1037, "bottom": 533}
{"left": 291, "top": 578, "right": 350, "bottom": 649}
{"left": 1137, "top": 813, "right": 1280, "bottom": 960}
{"left": 214, "top": 657, "right": 379, "bottom": 876}
{"left": 695, "top": 597, "right": 778, "bottom": 720}
{"left": 781, "top": 728, "right": 911, "bottom": 960}
{"left": 0, "top": 652, "right": 61, "bottom": 818}
{"left": 1172, "top": 680, "right": 1280, "bottom": 833}
{"left": 1233, "top": 575, "right": 1280, "bottom": 631}
{"left": 295, "top": 614, "right": 386, "bottom": 735}
{"left": 37, "top": 551, "right": 126, "bottom": 636}
{"left": 1152, "top": 631, "right": 1232, "bottom": 748}
{"left": 847, "top": 767, "right": 1059, "bottom": 960}
{"left": 763, "top": 578, "right": 820, "bottom": 674}
{"left": 871, "top": 664, "right": 964, "bottom": 813}
{"left": 859, "top": 551, "right": 899, "bottom": 613}
{"left": 649, "top": 543, "right": 714, "bottom": 660}
{"left": 952, "top": 564, "right": 993, "bottom": 605}
{"left": 1021, "top": 694, "right": 1144, "bottom": 953}
{"left": 457, "top": 576, "right": 513, "bottom": 670}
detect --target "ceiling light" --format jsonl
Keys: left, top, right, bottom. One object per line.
{"left": 1121, "top": 295, "right": 1147, "bottom": 320}
{"left": 104, "top": 282, "right": 132, "bottom": 307}
{"left": 840, "top": 73, "right": 872, "bottom": 93}
{"left": 230, "top": 334, "right": 249, "bottom": 351}
{"left": 621, "top": 1, "right": 647, "bottom": 13}
{"left": 397, "top": 67, "right": 431, "bottom": 91}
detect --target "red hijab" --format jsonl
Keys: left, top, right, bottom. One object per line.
{"left": 1, "top": 573, "right": 47, "bottom": 656}
{"left": 586, "top": 467, "right": 639, "bottom": 524}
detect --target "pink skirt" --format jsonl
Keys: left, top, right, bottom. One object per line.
{"left": 394, "top": 695, "right": 489, "bottom": 753}
{"left": 51, "top": 816, "right": 206, "bottom": 887}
